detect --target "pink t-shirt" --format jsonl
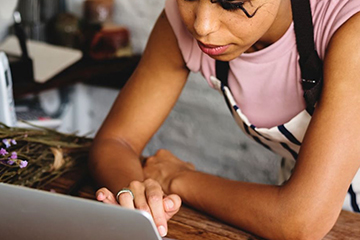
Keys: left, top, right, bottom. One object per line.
{"left": 165, "top": 0, "right": 360, "bottom": 128}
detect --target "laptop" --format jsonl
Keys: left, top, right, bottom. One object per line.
{"left": 0, "top": 183, "right": 174, "bottom": 240}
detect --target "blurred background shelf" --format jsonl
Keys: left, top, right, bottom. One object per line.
{"left": 12, "top": 55, "right": 141, "bottom": 99}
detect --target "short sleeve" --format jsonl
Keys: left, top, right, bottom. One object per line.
{"left": 313, "top": 0, "right": 360, "bottom": 59}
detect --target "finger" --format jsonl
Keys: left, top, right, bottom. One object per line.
{"left": 132, "top": 184, "right": 151, "bottom": 216}
{"left": 117, "top": 190, "right": 135, "bottom": 209}
{"left": 163, "top": 194, "right": 182, "bottom": 221}
{"left": 144, "top": 179, "right": 168, "bottom": 237}
{"left": 143, "top": 155, "right": 156, "bottom": 167}
{"left": 96, "top": 188, "right": 118, "bottom": 205}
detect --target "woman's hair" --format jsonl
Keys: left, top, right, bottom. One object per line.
{"left": 210, "top": 0, "right": 258, "bottom": 18}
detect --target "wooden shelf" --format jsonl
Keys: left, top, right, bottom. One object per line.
{"left": 13, "top": 55, "right": 141, "bottom": 99}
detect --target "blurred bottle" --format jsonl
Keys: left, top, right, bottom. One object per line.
{"left": 46, "top": 0, "right": 81, "bottom": 49}
{"left": 49, "top": 12, "right": 81, "bottom": 49}
{"left": 16, "top": 0, "right": 81, "bottom": 49}
{"left": 17, "top": 0, "right": 45, "bottom": 41}
{"left": 82, "top": 0, "right": 132, "bottom": 60}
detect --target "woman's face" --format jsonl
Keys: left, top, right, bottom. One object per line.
{"left": 176, "top": 0, "right": 290, "bottom": 61}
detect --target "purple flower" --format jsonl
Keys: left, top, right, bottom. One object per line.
{"left": 19, "top": 160, "right": 28, "bottom": 168}
{"left": 2, "top": 139, "right": 10, "bottom": 148}
{"left": 10, "top": 152, "right": 17, "bottom": 159}
{"left": 7, "top": 160, "right": 14, "bottom": 165}
{"left": 11, "top": 139, "right": 17, "bottom": 145}
{"left": 0, "top": 148, "right": 8, "bottom": 156}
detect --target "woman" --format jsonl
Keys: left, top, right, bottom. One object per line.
{"left": 89, "top": 0, "right": 360, "bottom": 239}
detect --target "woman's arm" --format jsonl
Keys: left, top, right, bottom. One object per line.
{"left": 89, "top": 9, "right": 189, "bottom": 193}
{"left": 144, "top": 12, "right": 360, "bottom": 240}
{"left": 89, "top": 10, "right": 189, "bottom": 236}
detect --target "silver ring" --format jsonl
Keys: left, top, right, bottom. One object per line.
{"left": 116, "top": 188, "right": 134, "bottom": 203}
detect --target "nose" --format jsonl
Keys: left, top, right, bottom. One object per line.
{"left": 193, "top": 2, "right": 221, "bottom": 37}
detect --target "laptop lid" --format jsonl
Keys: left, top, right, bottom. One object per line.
{"left": 0, "top": 183, "right": 171, "bottom": 240}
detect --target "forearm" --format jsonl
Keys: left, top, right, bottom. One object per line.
{"left": 89, "top": 138, "right": 144, "bottom": 193}
{"left": 170, "top": 170, "right": 330, "bottom": 240}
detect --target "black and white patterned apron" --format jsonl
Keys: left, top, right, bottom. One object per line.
{"left": 210, "top": 75, "right": 360, "bottom": 212}
{"left": 210, "top": 0, "right": 360, "bottom": 213}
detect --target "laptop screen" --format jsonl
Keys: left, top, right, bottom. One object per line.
{"left": 0, "top": 183, "right": 170, "bottom": 240}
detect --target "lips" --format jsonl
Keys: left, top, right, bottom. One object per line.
{"left": 197, "top": 41, "right": 230, "bottom": 56}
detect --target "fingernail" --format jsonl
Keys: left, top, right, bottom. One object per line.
{"left": 97, "top": 192, "right": 104, "bottom": 199}
{"left": 165, "top": 199, "right": 174, "bottom": 211}
{"left": 158, "top": 226, "right": 167, "bottom": 237}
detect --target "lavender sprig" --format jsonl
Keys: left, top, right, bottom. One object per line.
{"left": 0, "top": 121, "right": 92, "bottom": 188}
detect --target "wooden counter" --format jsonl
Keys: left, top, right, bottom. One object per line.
{"left": 44, "top": 168, "right": 360, "bottom": 240}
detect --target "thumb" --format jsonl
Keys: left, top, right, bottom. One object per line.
{"left": 163, "top": 194, "right": 182, "bottom": 221}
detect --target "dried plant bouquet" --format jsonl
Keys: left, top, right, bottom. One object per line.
{"left": 0, "top": 122, "right": 92, "bottom": 188}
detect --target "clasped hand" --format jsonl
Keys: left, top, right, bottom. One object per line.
{"left": 95, "top": 149, "right": 195, "bottom": 237}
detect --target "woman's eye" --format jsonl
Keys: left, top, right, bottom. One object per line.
{"left": 220, "top": 1, "right": 257, "bottom": 18}
{"left": 221, "top": 1, "right": 246, "bottom": 11}
{"left": 181, "top": 0, "right": 256, "bottom": 18}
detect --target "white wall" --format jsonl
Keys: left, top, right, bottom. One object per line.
{"left": 0, "top": 0, "right": 18, "bottom": 41}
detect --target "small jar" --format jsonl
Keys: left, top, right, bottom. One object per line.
{"left": 51, "top": 13, "right": 81, "bottom": 48}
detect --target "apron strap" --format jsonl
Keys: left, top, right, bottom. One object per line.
{"left": 215, "top": 0, "right": 323, "bottom": 115}
{"left": 215, "top": 60, "right": 230, "bottom": 87}
{"left": 215, "top": 60, "right": 234, "bottom": 114}
{"left": 291, "top": 0, "right": 323, "bottom": 115}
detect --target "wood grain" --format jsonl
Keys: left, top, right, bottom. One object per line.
{"left": 45, "top": 169, "right": 360, "bottom": 240}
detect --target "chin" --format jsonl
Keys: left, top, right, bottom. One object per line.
{"left": 208, "top": 52, "right": 241, "bottom": 62}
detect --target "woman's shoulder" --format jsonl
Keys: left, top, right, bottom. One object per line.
{"left": 312, "top": 0, "right": 360, "bottom": 14}
{"left": 312, "top": 0, "right": 360, "bottom": 58}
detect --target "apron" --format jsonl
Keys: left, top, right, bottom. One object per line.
{"left": 210, "top": 75, "right": 360, "bottom": 213}
{"left": 211, "top": 0, "right": 360, "bottom": 213}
